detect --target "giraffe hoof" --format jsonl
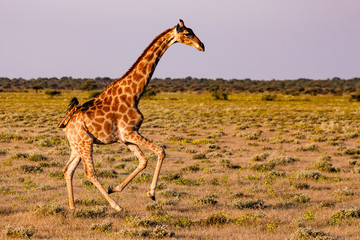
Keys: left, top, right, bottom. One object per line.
{"left": 113, "top": 204, "right": 123, "bottom": 212}
{"left": 108, "top": 185, "right": 114, "bottom": 194}
{"left": 147, "top": 192, "right": 156, "bottom": 201}
{"left": 70, "top": 207, "right": 80, "bottom": 211}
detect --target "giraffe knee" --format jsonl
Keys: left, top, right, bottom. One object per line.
{"left": 158, "top": 148, "right": 166, "bottom": 160}
{"left": 139, "top": 161, "right": 147, "bottom": 170}
{"left": 84, "top": 168, "right": 96, "bottom": 181}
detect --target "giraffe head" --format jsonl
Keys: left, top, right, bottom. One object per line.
{"left": 175, "top": 19, "right": 205, "bottom": 52}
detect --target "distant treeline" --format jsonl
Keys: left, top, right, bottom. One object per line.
{"left": 1, "top": 76, "right": 360, "bottom": 95}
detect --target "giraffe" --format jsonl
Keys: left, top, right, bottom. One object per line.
{"left": 58, "top": 19, "right": 205, "bottom": 211}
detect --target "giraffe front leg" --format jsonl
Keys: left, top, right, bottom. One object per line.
{"left": 108, "top": 144, "right": 148, "bottom": 194}
{"left": 122, "top": 131, "right": 166, "bottom": 201}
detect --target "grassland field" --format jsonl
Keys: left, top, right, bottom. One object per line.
{"left": 1, "top": 91, "right": 360, "bottom": 239}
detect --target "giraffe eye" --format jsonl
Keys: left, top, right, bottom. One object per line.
{"left": 184, "top": 33, "right": 192, "bottom": 37}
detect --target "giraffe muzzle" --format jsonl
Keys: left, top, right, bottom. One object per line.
{"left": 199, "top": 42, "right": 205, "bottom": 52}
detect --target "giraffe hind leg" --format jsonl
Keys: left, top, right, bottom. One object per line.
{"left": 63, "top": 151, "right": 81, "bottom": 210}
{"left": 75, "top": 139, "right": 123, "bottom": 211}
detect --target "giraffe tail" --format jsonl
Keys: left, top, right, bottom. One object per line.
{"left": 57, "top": 97, "right": 80, "bottom": 128}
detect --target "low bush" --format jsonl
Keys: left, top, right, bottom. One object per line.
{"left": 200, "top": 212, "right": 227, "bottom": 226}
{"left": 33, "top": 202, "right": 67, "bottom": 217}
{"left": 19, "top": 165, "right": 43, "bottom": 174}
{"left": 90, "top": 220, "right": 113, "bottom": 232}
{"left": 230, "top": 199, "right": 264, "bottom": 209}
{"left": 3, "top": 225, "right": 35, "bottom": 239}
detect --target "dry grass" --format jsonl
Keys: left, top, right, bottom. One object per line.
{"left": 1, "top": 91, "right": 360, "bottom": 239}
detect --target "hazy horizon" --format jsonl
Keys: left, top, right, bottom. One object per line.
{"left": 1, "top": 0, "right": 359, "bottom": 80}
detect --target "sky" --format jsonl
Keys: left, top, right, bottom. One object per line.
{"left": 0, "top": 0, "right": 359, "bottom": 80}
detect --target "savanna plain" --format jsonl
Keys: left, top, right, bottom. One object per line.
{"left": 2, "top": 91, "right": 360, "bottom": 240}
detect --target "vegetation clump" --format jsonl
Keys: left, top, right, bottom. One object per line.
{"left": 328, "top": 207, "right": 360, "bottom": 225}
{"left": 199, "top": 212, "right": 228, "bottom": 226}
{"left": 118, "top": 225, "right": 174, "bottom": 238}
{"left": 33, "top": 202, "right": 67, "bottom": 217}
{"left": 3, "top": 225, "right": 35, "bottom": 239}
{"left": 313, "top": 160, "right": 340, "bottom": 173}
{"left": 194, "top": 195, "right": 218, "bottom": 206}
{"left": 73, "top": 207, "right": 108, "bottom": 218}
{"left": 230, "top": 199, "right": 264, "bottom": 209}
{"left": 173, "top": 218, "right": 193, "bottom": 228}
{"left": 288, "top": 227, "right": 337, "bottom": 240}
{"left": 211, "top": 89, "right": 228, "bottom": 100}
{"left": 158, "top": 189, "right": 182, "bottom": 199}
{"left": 19, "top": 165, "right": 43, "bottom": 174}
{"left": 261, "top": 94, "right": 277, "bottom": 101}
{"left": 90, "top": 220, "right": 113, "bottom": 232}
{"left": 97, "top": 169, "right": 118, "bottom": 178}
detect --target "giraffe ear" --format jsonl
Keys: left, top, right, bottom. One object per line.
{"left": 177, "top": 19, "right": 185, "bottom": 32}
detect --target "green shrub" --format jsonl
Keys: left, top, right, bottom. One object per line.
{"left": 290, "top": 194, "right": 310, "bottom": 204}
{"left": 0, "top": 186, "right": 16, "bottom": 195}
{"left": 162, "top": 173, "right": 182, "bottom": 181}
{"left": 133, "top": 173, "right": 152, "bottom": 183}
{"left": 261, "top": 94, "right": 277, "bottom": 101}
{"left": 145, "top": 203, "right": 163, "bottom": 212}
{"left": 125, "top": 215, "right": 159, "bottom": 228}
{"left": 73, "top": 207, "right": 108, "bottom": 218}
{"left": 200, "top": 212, "right": 227, "bottom": 226}
{"left": 49, "top": 171, "right": 64, "bottom": 180}
{"left": 250, "top": 163, "right": 274, "bottom": 172}
{"left": 2, "top": 160, "right": 12, "bottom": 166}
{"left": 118, "top": 228, "right": 151, "bottom": 238}
{"left": 252, "top": 153, "right": 270, "bottom": 162}
{"left": 349, "top": 94, "right": 360, "bottom": 102}
{"left": 296, "top": 144, "right": 319, "bottom": 151}
{"left": 74, "top": 198, "right": 101, "bottom": 206}
{"left": 180, "top": 165, "right": 200, "bottom": 172}
{"left": 174, "top": 218, "right": 193, "bottom": 228}
{"left": 313, "top": 160, "right": 340, "bottom": 173}
{"left": 118, "top": 225, "right": 174, "bottom": 238}
{"left": 33, "top": 202, "right": 67, "bottom": 217}
{"left": 211, "top": 90, "right": 228, "bottom": 100}
{"left": 194, "top": 196, "right": 218, "bottom": 206}
{"left": 10, "top": 152, "right": 29, "bottom": 160}
{"left": 152, "top": 225, "right": 173, "bottom": 238}
{"left": 90, "top": 220, "right": 113, "bottom": 232}
{"left": 289, "top": 227, "right": 336, "bottom": 240}
{"left": 3, "top": 225, "right": 35, "bottom": 239}
{"left": 295, "top": 171, "right": 326, "bottom": 181}
{"left": 45, "top": 90, "right": 61, "bottom": 97}
{"left": 28, "top": 153, "right": 47, "bottom": 162}
{"left": 220, "top": 159, "right": 240, "bottom": 169}
{"left": 292, "top": 182, "right": 310, "bottom": 190}
{"left": 173, "top": 178, "right": 199, "bottom": 186}
{"left": 98, "top": 169, "right": 118, "bottom": 178}
{"left": 230, "top": 199, "right": 264, "bottom": 209}
{"left": 268, "top": 156, "right": 299, "bottom": 166}
{"left": 19, "top": 165, "right": 43, "bottom": 174}
{"left": 158, "top": 189, "right": 181, "bottom": 199}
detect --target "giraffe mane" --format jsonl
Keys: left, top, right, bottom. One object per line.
{"left": 121, "top": 27, "right": 174, "bottom": 79}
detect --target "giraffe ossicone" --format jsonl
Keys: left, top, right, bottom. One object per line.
{"left": 58, "top": 19, "right": 205, "bottom": 211}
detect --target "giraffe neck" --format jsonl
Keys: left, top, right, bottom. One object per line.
{"left": 101, "top": 27, "right": 177, "bottom": 103}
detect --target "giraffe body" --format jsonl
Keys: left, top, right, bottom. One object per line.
{"left": 58, "top": 20, "right": 204, "bottom": 211}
